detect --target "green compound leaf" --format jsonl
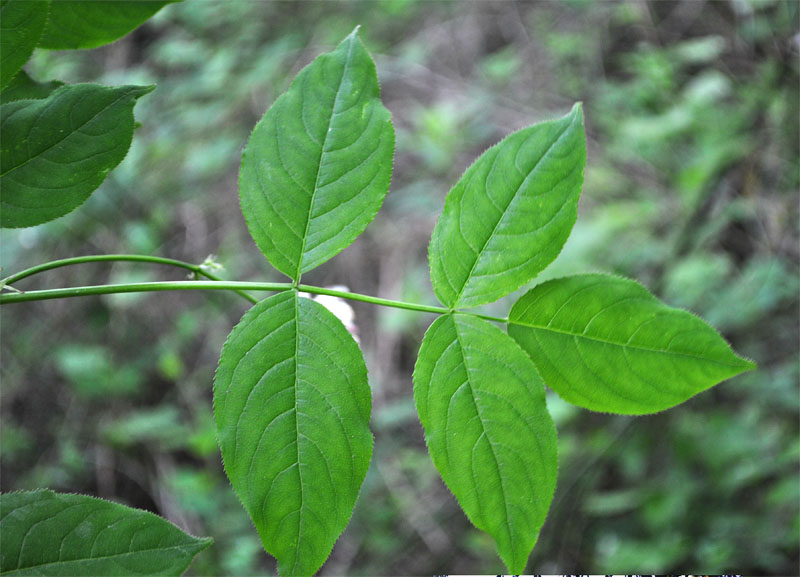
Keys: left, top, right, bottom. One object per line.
{"left": 214, "top": 291, "right": 373, "bottom": 577}
{"left": 37, "top": 1, "right": 175, "bottom": 50}
{"left": 0, "top": 490, "right": 211, "bottom": 576}
{"left": 0, "top": 83, "right": 154, "bottom": 228}
{"left": 0, "top": 71, "right": 63, "bottom": 105}
{"left": 413, "top": 314, "right": 558, "bottom": 573}
{"left": 508, "top": 274, "right": 757, "bottom": 415}
{"left": 0, "top": 0, "right": 49, "bottom": 91}
{"left": 239, "top": 27, "right": 394, "bottom": 281}
{"left": 429, "top": 104, "right": 586, "bottom": 309}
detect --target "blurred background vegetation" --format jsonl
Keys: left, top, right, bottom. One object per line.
{"left": 1, "top": 0, "right": 798, "bottom": 574}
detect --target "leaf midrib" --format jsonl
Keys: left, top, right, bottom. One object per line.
{"left": 452, "top": 116, "right": 573, "bottom": 307}
{"left": 509, "top": 318, "right": 749, "bottom": 368}
{"left": 295, "top": 36, "right": 355, "bottom": 281}
{"left": 290, "top": 291, "right": 305, "bottom": 576}
{"left": 0, "top": 88, "right": 131, "bottom": 179}
{"left": 452, "top": 318, "right": 517, "bottom": 567}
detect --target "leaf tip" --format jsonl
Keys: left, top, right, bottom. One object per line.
{"left": 569, "top": 101, "right": 584, "bottom": 124}
{"left": 137, "top": 84, "right": 157, "bottom": 97}
{"left": 738, "top": 355, "right": 757, "bottom": 372}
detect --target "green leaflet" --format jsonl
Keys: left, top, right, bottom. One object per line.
{"left": 0, "top": 490, "right": 211, "bottom": 576}
{"left": 239, "top": 27, "right": 394, "bottom": 281}
{"left": 0, "top": 71, "right": 63, "bottom": 105}
{"left": 507, "top": 274, "right": 757, "bottom": 415}
{"left": 413, "top": 314, "right": 558, "bottom": 573}
{"left": 429, "top": 104, "right": 586, "bottom": 309}
{"left": 0, "top": 83, "right": 154, "bottom": 228}
{"left": 37, "top": 1, "right": 175, "bottom": 50}
{"left": 214, "top": 291, "right": 372, "bottom": 577}
{"left": 0, "top": 0, "right": 49, "bottom": 91}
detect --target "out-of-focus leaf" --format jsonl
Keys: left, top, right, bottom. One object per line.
{"left": 0, "top": 71, "right": 63, "bottom": 104}
{"left": 0, "top": 0, "right": 49, "bottom": 91}
{"left": 0, "top": 83, "right": 153, "bottom": 228}
{"left": 37, "top": 1, "right": 176, "bottom": 50}
{"left": 0, "top": 490, "right": 211, "bottom": 576}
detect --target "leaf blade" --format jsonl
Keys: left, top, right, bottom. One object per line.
{"left": 0, "top": 0, "right": 49, "bottom": 91}
{"left": 508, "top": 274, "right": 756, "bottom": 414}
{"left": 0, "top": 71, "right": 63, "bottom": 104}
{"left": 0, "top": 490, "right": 211, "bottom": 576}
{"left": 37, "top": 1, "right": 175, "bottom": 50}
{"left": 0, "top": 83, "right": 153, "bottom": 228}
{"left": 413, "top": 314, "right": 558, "bottom": 573}
{"left": 239, "top": 28, "right": 394, "bottom": 280}
{"left": 214, "top": 291, "right": 372, "bottom": 576}
{"left": 429, "top": 104, "right": 586, "bottom": 308}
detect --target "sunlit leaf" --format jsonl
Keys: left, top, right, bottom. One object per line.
{"left": 429, "top": 104, "right": 586, "bottom": 308}
{"left": 413, "top": 314, "right": 558, "bottom": 573}
{"left": 239, "top": 27, "right": 394, "bottom": 281}
{"left": 0, "top": 0, "right": 49, "bottom": 91}
{"left": 37, "top": 1, "right": 175, "bottom": 50}
{"left": 0, "top": 83, "right": 154, "bottom": 228}
{"left": 0, "top": 490, "right": 211, "bottom": 576}
{"left": 214, "top": 291, "right": 372, "bottom": 576}
{"left": 508, "top": 274, "right": 756, "bottom": 414}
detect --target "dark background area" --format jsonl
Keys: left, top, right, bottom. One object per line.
{"left": 1, "top": 1, "right": 798, "bottom": 574}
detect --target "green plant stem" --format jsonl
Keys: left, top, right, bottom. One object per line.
{"left": 0, "top": 254, "right": 258, "bottom": 304}
{"left": 0, "top": 280, "right": 509, "bottom": 323}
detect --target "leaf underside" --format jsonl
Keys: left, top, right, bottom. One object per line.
{"left": 413, "top": 314, "right": 558, "bottom": 573}
{"left": 508, "top": 274, "right": 756, "bottom": 414}
{"left": 239, "top": 27, "right": 394, "bottom": 281}
{"left": 0, "top": 490, "right": 211, "bottom": 576}
{"left": 0, "top": 0, "right": 49, "bottom": 91}
{"left": 214, "top": 291, "right": 373, "bottom": 577}
{"left": 0, "top": 83, "right": 154, "bottom": 228}
{"left": 37, "top": 1, "right": 175, "bottom": 50}
{"left": 429, "top": 103, "right": 586, "bottom": 309}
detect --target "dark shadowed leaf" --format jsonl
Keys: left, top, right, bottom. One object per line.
{"left": 37, "top": 1, "right": 175, "bottom": 50}
{"left": 0, "top": 490, "right": 211, "bottom": 576}
{"left": 0, "top": 0, "right": 49, "bottom": 90}
{"left": 0, "top": 71, "right": 63, "bottom": 104}
{"left": 0, "top": 83, "right": 153, "bottom": 228}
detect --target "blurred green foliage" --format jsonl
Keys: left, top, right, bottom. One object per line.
{"left": 1, "top": 1, "right": 797, "bottom": 574}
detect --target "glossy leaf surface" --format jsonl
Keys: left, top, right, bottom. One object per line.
{"left": 413, "top": 314, "right": 558, "bottom": 573}
{"left": 38, "top": 1, "right": 174, "bottom": 50}
{"left": 0, "top": 71, "right": 63, "bottom": 104}
{"left": 214, "top": 291, "right": 372, "bottom": 576}
{"left": 508, "top": 274, "right": 756, "bottom": 414}
{"left": 0, "top": 0, "right": 49, "bottom": 90}
{"left": 239, "top": 28, "right": 394, "bottom": 280}
{"left": 0, "top": 83, "right": 153, "bottom": 228}
{"left": 429, "top": 104, "right": 586, "bottom": 308}
{"left": 0, "top": 490, "right": 211, "bottom": 576}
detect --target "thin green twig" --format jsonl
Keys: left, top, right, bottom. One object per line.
{"left": 0, "top": 279, "right": 509, "bottom": 324}
{"left": 0, "top": 254, "right": 258, "bottom": 304}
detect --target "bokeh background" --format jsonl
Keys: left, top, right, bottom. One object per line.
{"left": 1, "top": 1, "right": 798, "bottom": 574}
